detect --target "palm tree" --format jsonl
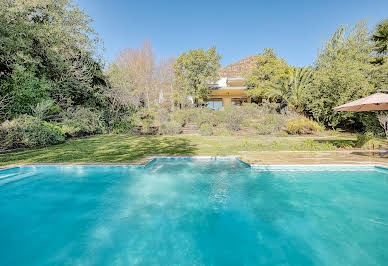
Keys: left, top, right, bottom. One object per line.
{"left": 267, "top": 67, "right": 313, "bottom": 112}
{"left": 372, "top": 18, "right": 388, "bottom": 55}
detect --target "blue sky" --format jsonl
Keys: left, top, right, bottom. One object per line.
{"left": 76, "top": 0, "right": 388, "bottom": 67}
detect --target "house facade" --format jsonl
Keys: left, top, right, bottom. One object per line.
{"left": 205, "top": 56, "right": 255, "bottom": 110}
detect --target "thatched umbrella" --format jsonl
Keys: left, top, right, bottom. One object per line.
{"left": 333, "top": 93, "right": 388, "bottom": 112}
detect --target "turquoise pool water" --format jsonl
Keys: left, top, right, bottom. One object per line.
{"left": 0, "top": 159, "right": 388, "bottom": 265}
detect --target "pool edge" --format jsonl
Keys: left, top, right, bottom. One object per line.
{"left": 1, "top": 156, "right": 388, "bottom": 171}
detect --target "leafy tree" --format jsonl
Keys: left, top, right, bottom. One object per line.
{"left": 0, "top": 0, "right": 107, "bottom": 120}
{"left": 174, "top": 46, "right": 221, "bottom": 106}
{"left": 2, "top": 65, "right": 52, "bottom": 118}
{"left": 372, "top": 18, "right": 388, "bottom": 55}
{"left": 245, "top": 48, "right": 292, "bottom": 100}
{"left": 305, "top": 22, "right": 375, "bottom": 128}
{"left": 370, "top": 60, "right": 388, "bottom": 91}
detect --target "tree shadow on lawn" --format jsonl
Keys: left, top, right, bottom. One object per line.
{"left": 0, "top": 136, "right": 198, "bottom": 165}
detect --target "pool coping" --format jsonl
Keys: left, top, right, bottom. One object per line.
{"left": 1, "top": 155, "right": 388, "bottom": 171}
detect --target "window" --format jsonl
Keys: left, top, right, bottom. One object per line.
{"left": 206, "top": 100, "right": 223, "bottom": 110}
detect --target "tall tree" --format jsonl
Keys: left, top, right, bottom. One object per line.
{"left": 157, "top": 56, "right": 176, "bottom": 109}
{"left": 245, "top": 48, "right": 293, "bottom": 101}
{"left": 173, "top": 46, "right": 221, "bottom": 106}
{"left": 372, "top": 18, "right": 388, "bottom": 55}
{"left": 0, "top": 0, "right": 107, "bottom": 120}
{"left": 305, "top": 22, "right": 375, "bottom": 128}
{"left": 107, "top": 40, "right": 158, "bottom": 109}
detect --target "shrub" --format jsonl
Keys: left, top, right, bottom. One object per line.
{"left": 355, "top": 133, "right": 374, "bottom": 147}
{"left": 170, "top": 108, "right": 218, "bottom": 127}
{"left": 131, "top": 108, "right": 157, "bottom": 134}
{"left": 170, "top": 109, "right": 196, "bottom": 125}
{"left": 100, "top": 103, "right": 136, "bottom": 132}
{"left": 0, "top": 115, "right": 65, "bottom": 149}
{"left": 159, "top": 121, "right": 183, "bottom": 135}
{"left": 194, "top": 108, "right": 217, "bottom": 126}
{"left": 259, "top": 103, "right": 281, "bottom": 114}
{"left": 239, "top": 103, "right": 274, "bottom": 119}
{"left": 330, "top": 128, "right": 342, "bottom": 136}
{"left": 112, "top": 116, "right": 135, "bottom": 134}
{"left": 237, "top": 103, "right": 278, "bottom": 119}
{"left": 214, "top": 110, "right": 226, "bottom": 124}
{"left": 295, "top": 139, "right": 336, "bottom": 151}
{"left": 60, "top": 107, "right": 106, "bottom": 137}
{"left": 255, "top": 114, "right": 287, "bottom": 135}
{"left": 240, "top": 103, "right": 261, "bottom": 116}
{"left": 213, "top": 128, "right": 233, "bottom": 136}
{"left": 31, "top": 99, "right": 60, "bottom": 121}
{"left": 286, "top": 117, "right": 324, "bottom": 135}
{"left": 155, "top": 105, "right": 171, "bottom": 125}
{"left": 224, "top": 105, "right": 245, "bottom": 131}
{"left": 200, "top": 124, "right": 213, "bottom": 136}
{"left": 241, "top": 118, "right": 251, "bottom": 127}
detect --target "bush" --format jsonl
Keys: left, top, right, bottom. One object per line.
{"left": 240, "top": 103, "right": 278, "bottom": 118}
{"left": 0, "top": 115, "right": 65, "bottom": 149}
{"left": 170, "top": 109, "right": 196, "bottom": 125}
{"left": 214, "top": 110, "right": 226, "bottom": 124}
{"left": 240, "top": 103, "right": 261, "bottom": 117}
{"left": 112, "top": 116, "right": 135, "bottom": 134}
{"left": 258, "top": 103, "right": 281, "bottom": 114}
{"left": 355, "top": 133, "right": 374, "bottom": 147}
{"left": 100, "top": 105, "right": 136, "bottom": 132}
{"left": 195, "top": 108, "right": 217, "bottom": 126}
{"left": 31, "top": 99, "right": 59, "bottom": 121}
{"left": 131, "top": 108, "right": 157, "bottom": 134}
{"left": 213, "top": 128, "right": 233, "bottom": 136}
{"left": 286, "top": 117, "right": 324, "bottom": 135}
{"left": 224, "top": 105, "right": 245, "bottom": 131}
{"left": 60, "top": 107, "right": 106, "bottom": 137}
{"left": 255, "top": 114, "right": 287, "bottom": 135}
{"left": 241, "top": 118, "right": 251, "bottom": 127}
{"left": 155, "top": 104, "right": 171, "bottom": 126}
{"left": 199, "top": 123, "right": 213, "bottom": 136}
{"left": 170, "top": 108, "right": 218, "bottom": 127}
{"left": 159, "top": 121, "right": 182, "bottom": 135}
{"left": 295, "top": 139, "right": 336, "bottom": 151}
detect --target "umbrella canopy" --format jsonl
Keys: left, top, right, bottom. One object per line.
{"left": 333, "top": 93, "right": 388, "bottom": 112}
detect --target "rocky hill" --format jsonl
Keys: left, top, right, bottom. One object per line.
{"left": 218, "top": 55, "right": 256, "bottom": 78}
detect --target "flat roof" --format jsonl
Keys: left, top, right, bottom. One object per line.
{"left": 212, "top": 86, "right": 248, "bottom": 90}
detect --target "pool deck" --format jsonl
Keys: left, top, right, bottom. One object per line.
{"left": 238, "top": 150, "right": 388, "bottom": 168}
{"left": 1, "top": 150, "right": 388, "bottom": 170}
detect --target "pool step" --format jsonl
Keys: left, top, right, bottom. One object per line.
{"left": 0, "top": 171, "right": 35, "bottom": 186}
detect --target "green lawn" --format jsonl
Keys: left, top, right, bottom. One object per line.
{"left": 1, "top": 134, "right": 381, "bottom": 167}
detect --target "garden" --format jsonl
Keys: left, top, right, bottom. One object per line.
{"left": 1, "top": 0, "right": 388, "bottom": 164}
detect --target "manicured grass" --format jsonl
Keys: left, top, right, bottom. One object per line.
{"left": 1, "top": 134, "right": 380, "bottom": 167}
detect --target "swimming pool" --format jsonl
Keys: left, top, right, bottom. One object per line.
{"left": 0, "top": 159, "right": 387, "bottom": 265}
